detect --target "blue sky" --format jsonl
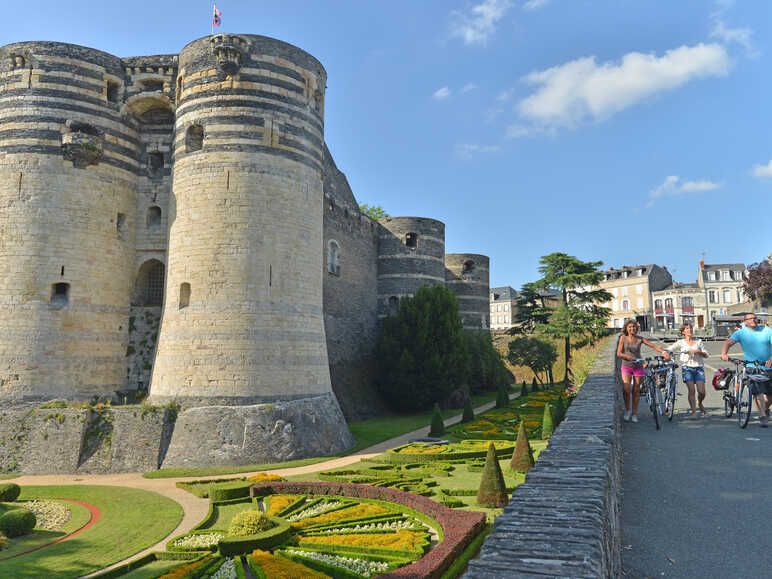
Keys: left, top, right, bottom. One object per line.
{"left": 5, "top": 0, "right": 770, "bottom": 288}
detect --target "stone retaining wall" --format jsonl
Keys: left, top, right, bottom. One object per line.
{"left": 465, "top": 338, "right": 621, "bottom": 578}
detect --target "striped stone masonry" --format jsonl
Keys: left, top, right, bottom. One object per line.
{"left": 464, "top": 339, "right": 622, "bottom": 578}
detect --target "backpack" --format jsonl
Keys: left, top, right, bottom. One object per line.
{"left": 712, "top": 368, "right": 734, "bottom": 390}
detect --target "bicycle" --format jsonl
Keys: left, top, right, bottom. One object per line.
{"left": 726, "top": 358, "right": 771, "bottom": 428}
{"left": 633, "top": 357, "right": 666, "bottom": 430}
{"left": 655, "top": 359, "right": 679, "bottom": 421}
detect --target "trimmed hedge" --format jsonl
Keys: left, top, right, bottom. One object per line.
{"left": 218, "top": 517, "right": 292, "bottom": 556}
{"left": 385, "top": 441, "right": 514, "bottom": 464}
{"left": 166, "top": 529, "right": 224, "bottom": 553}
{"left": 0, "top": 483, "right": 21, "bottom": 502}
{"left": 176, "top": 477, "right": 245, "bottom": 498}
{"left": 209, "top": 480, "right": 253, "bottom": 502}
{"left": 0, "top": 507, "right": 36, "bottom": 537}
{"left": 295, "top": 534, "right": 431, "bottom": 559}
{"left": 249, "top": 482, "right": 486, "bottom": 579}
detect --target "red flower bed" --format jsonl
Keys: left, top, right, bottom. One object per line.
{"left": 250, "top": 482, "right": 486, "bottom": 579}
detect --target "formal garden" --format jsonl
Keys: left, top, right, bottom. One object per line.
{"left": 0, "top": 253, "right": 612, "bottom": 577}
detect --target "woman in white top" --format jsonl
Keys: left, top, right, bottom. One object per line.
{"left": 666, "top": 323, "right": 708, "bottom": 418}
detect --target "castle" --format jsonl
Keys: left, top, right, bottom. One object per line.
{"left": 0, "top": 34, "right": 490, "bottom": 473}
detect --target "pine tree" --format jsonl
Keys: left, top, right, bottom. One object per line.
{"left": 510, "top": 421, "right": 534, "bottom": 472}
{"left": 476, "top": 442, "right": 509, "bottom": 507}
{"left": 429, "top": 403, "right": 445, "bottom": 436}
{"left": 541, "top": 403, "right": 554, "bottom": 439}
{"left": 461, "top": 397, "right": 475, "bottom": 423}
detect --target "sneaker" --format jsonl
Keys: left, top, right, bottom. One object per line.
{"left": 624, "top": 411, "right": 631, "bottom": 422}
{"left": 761, "top": 416, "right": 769, "bottom": 428}
{"left": 631, "top": 415, "right": 639, "bottom": 423}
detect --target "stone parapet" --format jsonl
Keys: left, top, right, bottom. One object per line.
{"left": 464, "top": 338, "right": 621, "bottom": 578}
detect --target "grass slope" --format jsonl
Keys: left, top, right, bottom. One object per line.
{"left": 0, "top": 485, "right": 183, "bottom": 578}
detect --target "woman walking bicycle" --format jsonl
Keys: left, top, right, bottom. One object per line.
{"left": 666, "top": 323, "right": 708, "bottom": 419}
{"left": 617, "top": 320, "right": 670, "bottom": 422}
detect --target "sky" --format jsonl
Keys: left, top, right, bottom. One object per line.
{"left": 5, "top": 0, "right": 771, "bottom": 289}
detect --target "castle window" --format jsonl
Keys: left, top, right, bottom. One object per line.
{"left": 147, "top": 206, "right": 162, "bottom": 231}
{"left": 388, "top": 296, "right": 399, "bottom": 315}
{"left": 327, "top": 240, "right": 341, "bottom": 276}
{"left": 116, "top": 213, "right": 126, "bottom": 240}
{"left": 179, "top": 283, "right": 191, "bottom": 309}
{"left": 50, "top": 283, "right": 70, "bottom": 308}
{"left": 176, "top": 75, "right": 183, "bottom": 103}
{"left": 462, "top": 260, "right": 475, "bottom": 274}
{"left": 140, "top": 79, "right": 164, "bottom": 93}
{"left": 106, "top": 80, "right": 120, "bottom": 103}
{"left": 328, "top": 199, "right": 335, "bottom": 212}
{"left": 133, "top": 259, "right": 165, "bottom": 306}
{"left": 186, "top": 125, "right": 204, "bottom": 152}
{"left": 148, "top": 151, "right": 164, "bottom": 175}
{"left": 405, "top": 232, "right": 418, "bottom": 248}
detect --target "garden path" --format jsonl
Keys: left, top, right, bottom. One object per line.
{"left": 13, "top": 391, "right": 518, "bottom": 577}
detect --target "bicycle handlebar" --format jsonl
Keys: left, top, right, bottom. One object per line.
{"left": 727, "top": 358, "right": 771, "bottom": 368}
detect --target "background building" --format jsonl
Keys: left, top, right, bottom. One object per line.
{"left": 697, "top": 260, "right": 748, "bottom": 322}
{"left": 651, "top": 283, "right": 705, "bottom": 330}
{"left": 599, "top": 265, "right": 673, "bottom": 330}
{"left": 490, "top": 286, "right": 518, "bottom": 330}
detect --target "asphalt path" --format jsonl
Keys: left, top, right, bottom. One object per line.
{"left": 621, "top": 338, "right": 772, "bottom": 578}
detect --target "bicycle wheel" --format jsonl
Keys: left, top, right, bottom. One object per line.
{"left": 738, "top": 379, "right": 752, "bottom": 429}
{"left": 648, "top": 380, "right": 660, "bottom": 430}
{"left": 666, "top": 376, "right": 676, "bottom": 421}
{"left": 723, "top": 392, "right": 734, "bottom": 418}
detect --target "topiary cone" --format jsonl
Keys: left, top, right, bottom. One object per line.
{"left": 461, "top": 397, "right": 475, "bottom": 423}
{"left": 510, "top": 421, "right": 534, "bottom": 472}
{"left": 495, "top": 384, "right": 509, "bottom": 409}
{"left": 476, "top": 442, "right": 509, "bottom": 507}
{"left": 554, "top": 395, "right": 565, "bottom": 424}
{"left": 520, "top": 381, "right": 528, "bottom": 397}
{"left": 429, "top": 403, "right": 445, "bottom": 436}
{"left": 531, "top": 377, "right": 538, "bottom": 392}
{"left": 541, "top": 403, "right": 554, "bottom": 439}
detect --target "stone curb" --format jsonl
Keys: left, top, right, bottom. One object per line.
{"left": 464, "top": 338, "right": 621, "bottom": 578}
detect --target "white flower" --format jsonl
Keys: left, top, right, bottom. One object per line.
{"left": 210, "top": 557, "right": 238, "bottom": 579}
{"left": 171, "top": 532, "right": 223, "bottom": 550}
{"left": 286, "top": 500, "right": 343, "bottom": 522}
{"left": 285, "top": 549, "right": 389, "bottom": 577}
{"left": 23, "top": 500, "right": 70, "bottom": 531}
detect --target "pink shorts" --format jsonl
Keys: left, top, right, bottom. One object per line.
{"left": 621, "top": 365, "right": 645, "bottom": 378}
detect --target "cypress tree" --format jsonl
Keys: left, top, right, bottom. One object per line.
{"left": 429, "top": 403, "right": 445, "bottom": 436}
{"left": 541, "top": 403, "right": 554, "bottom": 439}
{"left": 461, "top": 397, "right": 475, "bottom": 423}
{"left": 520, "top": 381, "right": 528, "bottom": 398}
{"left": 476, "top": 442, "right": 508, "bottom": 507}
{"left": 531, "top": 377, "right": 538, "bottom": 392}
{"left": 510, "top": 421, "right": 534, "bottom": 472}
{"left": 495, "top": 384, "right": 509, "bottom": 408}
{"left": 554, "top": 395, "right": 566, "bottom": 424}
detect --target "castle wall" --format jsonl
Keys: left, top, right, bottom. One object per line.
{"left": 321, "top": 148, "right": 384, "bottom": 418}
{"left": 377, "top": 217, "right": 446, "bottom": 317}
{"left": 0, "top": 41, "right": 139, "bottom": 403}
{"left": 445, "top": 253, "right": 490, "bottom": 330}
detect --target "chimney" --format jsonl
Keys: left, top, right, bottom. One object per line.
{"left": 699, "top": 258, "right": 704, "bottom": 269}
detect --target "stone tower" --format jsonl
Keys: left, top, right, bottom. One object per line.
{"left": 376, "top": 217, "right": 446, "bottom": 316}
{"left": 148, "top": 35, "right": 352, "bottom": 466}
{"left": 445, "top": 253, "right": 490, "bottom": 329}
{"left": 0, "top": 42, "right": 138, "bottom": 403}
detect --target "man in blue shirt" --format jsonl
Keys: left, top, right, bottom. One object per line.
{"left": 722, "top": 313, "right": 772, "bottom": 427}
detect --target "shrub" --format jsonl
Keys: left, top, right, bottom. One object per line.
{"left": 0, "top": 507, "right": 37, "bottom": 537}
{"left": 461, "top": 397, "right": 474, "bottom": 423}
{"left": 510, "top": 422, "right": 534, "bottom": 472}
{"left": 374, "top": 285, "right": 469, "bottom": 412}
{"left": 248, "top": 473, "right": 284, "bottom": 484}
{"left": 0, "top": 483, "right": 21, "bottom": 502}
{"left": 541, "top": 404, "right": 554, "bottom": 439}
{"left": 219, "top": 517, "right": 292, "bottom": 556}
{"left": 495, "top": 384, "right": 509, "bottom": 409}
{"left": 465, "top": 330, "right": 510, "bottom": 394}
{"left": 532, "top": 377, "right": 538, "bottom": 392}
{"left": 429, "top": 404, "right": 445, "bottom": 436}
{"left": 554, "top": 395, "right": 566, "bottom": 424}
{"left": 209, "top": 481, "right": 252, "bottom": 502}
{"left": 520, "top": 382, "right": 528, "bottom": 397}
{"left": 228, "top": 510, "right": 275, "bottom": 536}
{"left": 476, "top": 443, "right": 508, "bottom": 508}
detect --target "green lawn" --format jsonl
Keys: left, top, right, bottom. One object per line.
{"left": 143, "top": 389, "right": 509, "bottom": 479}
{"left": 0, "top": 486, "right": 183, "bottom": 578}
{"left": 117, "top": 559, "right": 183, "bottom": 579}
{"left": 0, "top": 474, "right": 20, "bottom": 480}
{"left": 200, "top": 500, "right": 257, "bottom": 530}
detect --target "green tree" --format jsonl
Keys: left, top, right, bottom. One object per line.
{"left": 510, "top": 422, "right": 534, "bottom": 472}
{"left": 461, "top": 397, "right": 475, "bottom": 423}
{"left": 375, "top": 285, "right": 469, "bottom": 412}
{"left": 466, "top": 331, "right": 509, "bottom": 394}
{"left": 513, "top": 282, "right": 552, "bottom": 333}
{"left": 476, "top": 443, "right": 508, "bottom": 507}
{"left": 534, "top": 252, "right": 611, "bottom": 385}
{"left": 507, "top": 336, "right": 558, "bottom": 384}
{"left": 429, "top": 403, "right": 445, "bottom": 436}
{"left": 359, "top": 204, "right": 390, "bottom": 220}
{"left": 743, "top": 259, "right": 772, "bottom": 305}
{"left": 541, "top": 404, "right": 554, "bottom": 439}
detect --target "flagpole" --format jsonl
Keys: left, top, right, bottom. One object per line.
{"left": 211, "top": 3, "right": 214, "bottom": 36}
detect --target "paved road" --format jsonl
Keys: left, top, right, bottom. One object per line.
{"left": 621, "top": 339, "right": 772, "bottom": 578}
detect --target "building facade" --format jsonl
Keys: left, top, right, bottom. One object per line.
{"left": 697, "top": 261, "right": 748, "bottom": 321}
{"left": 599, "top": 265, "right": 673, "bottom": 330}
{"left": 0, "top": 35, "right": 490, "bottom": 471}
{"left": 650, "top": 283, "right": 706, "bottom": 329}
{"left": 490, "top": 286, "right": 518, "bottom": 330}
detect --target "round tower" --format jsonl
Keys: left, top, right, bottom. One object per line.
{"left": 445, "top": 254, "right": 491, "bottom": 329}
{"left": 0, "top": 41, "right": 138, "bottom": 403}
{"left": 377, "top": 217, "right": 446, "bottom": 316}
{"left": 149, "top": 35, "right": 344, "bottom": 412}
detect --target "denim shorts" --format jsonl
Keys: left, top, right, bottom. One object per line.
{"left": 681, "top": 366, "right": 705, "bottom": 383}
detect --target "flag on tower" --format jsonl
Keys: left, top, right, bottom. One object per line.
{"left": 213, "top": 4, "right": 222, "bottom": 27}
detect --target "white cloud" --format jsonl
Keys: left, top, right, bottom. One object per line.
{"left": 461, "top": 83, "right": 478, "bottom": 93}
{"left": 523, "top": 0, "right": 550, "bottom": 10}
{"left": 752, "top": 159, "right": 772, "bottom": 178}
{"left": 646, "top": 176, "right": 721, "bottom": 207}
{"left": 433, "top": 86, "right": 452, "bottom": 100}
{"left": 515, "top": 43, "right": 729, "bottom": 132}
{"left": 710, "top": 18, "right": 757, "bottom": 57}
{"left": 456, "top": 143, "right": 501, "bottom": 158}
{"left": 497, "top": 88, "right": 516, "bottom": 102}
{"left": 450, "top": 0, "right": 511, "bottom": 46}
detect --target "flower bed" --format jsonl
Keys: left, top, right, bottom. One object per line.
{"left": 449, "top": 388, "right": 570, "bottom": 440}
{"left": 21, "top": 500, "right": 71, "bottom": 531}
{"left": 385, "top": 439, "right": 515, "bottom": 464}
{"left": 249, "top": 549, "right": 327, "bottom": 578}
